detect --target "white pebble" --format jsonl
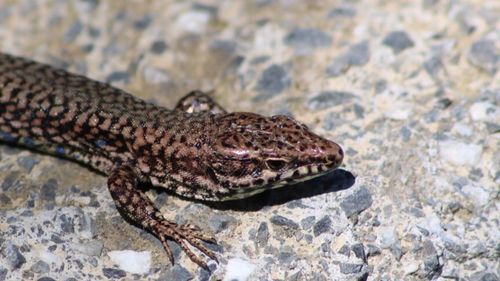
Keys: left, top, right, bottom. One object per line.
{"left": 452, "top": 122, "right": 473, "bottom": 137}
{"left": 424, "top": 213, "right": 443, "bottom": 236}
{"left": 176, "top": 11, "right": 210, "bottom": 34}
{"left": 461, "top": 184, "right": 490, "bottom": 206}
{"left": 39, "top": 250, "right": 61, "bottom": 266}
{"left": 384, "top": 107, "right": 412, "bottom": 120}
{"left": 378, "top": 226, "right": 397, "bottom": 248}
{"left": 223, "top": 258, "right": 256, "bottom": 281}
{"left": 439, "top": 140, "right": 482, "bottom": 166}
{"left": 107, "top": 250, "right": 151, "bottom": 274}
{"left": 469, "top": 101, "right": 498, "bottom": 122}
{"left": 404, "top": 262, "right": 420, "bottom": 275}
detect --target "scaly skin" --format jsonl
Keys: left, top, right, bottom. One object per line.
{"left": 0, "top": 53, "right": 344, "bottom": 270}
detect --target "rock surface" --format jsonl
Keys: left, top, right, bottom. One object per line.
{"left": 0, "top": 1, "right": 498, "bottom": 280}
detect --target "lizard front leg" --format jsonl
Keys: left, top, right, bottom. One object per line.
{"left": 107, "top": 165, "right": 218, "bottom": 270}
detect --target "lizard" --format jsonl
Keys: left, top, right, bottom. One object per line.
{"left": 0, "top": 53, "right": 344, "bottom": 270}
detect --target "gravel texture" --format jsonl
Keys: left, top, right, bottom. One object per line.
{"left": 0, "top": 1, "right": 498, "bottom": 280}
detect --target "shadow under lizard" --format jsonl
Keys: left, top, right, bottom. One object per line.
{"left": 0, "top": 53, "right": 344, "bottom": 270}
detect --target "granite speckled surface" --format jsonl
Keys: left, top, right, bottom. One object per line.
{"left": 0, "top": 1, "right": 498, "bottom": 280}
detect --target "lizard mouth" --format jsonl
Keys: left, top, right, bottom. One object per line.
{"left": 221, "top": 164, "right": 338, "bottom": 200}
{"left": 219, "top": 161, "right": 341, "bottom": 201}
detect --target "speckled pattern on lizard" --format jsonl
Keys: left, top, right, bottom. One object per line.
{"left": 0, "top": 53, "right": 344, "bottom": 270}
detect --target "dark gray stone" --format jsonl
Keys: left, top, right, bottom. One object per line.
{"left": 400, "top": 126, "right": 411, "bottom": 142}
{"left": 409, "top": 207, "right": 424, "bottom": 218}
{"left": 0, "top": 194, "right": 10, "bottom": 205}
{"left": 340, "top": 187, "right": 373, "bottom": 217}
{"left": 81, "top": 43, "right": 94, "bottom": 53}
{"left": 423, "top": 254, "right": 441, "bottom": 278}
{"left": 208, "top": 214, "right": 236, "bottom": 233}
{"left": 255, "top": 222, "right": 269, "bottom": 246}
{"left": 375, "top": 79, "right": 387, "bottom": 93}
{"left": 304, "top": 234, "right": 313, "bottom": 244}
{"left": 353, "top": 103, "right": 365, "bottom": 119}
{"left": 367, "top": 244, "right": 381, "bottom": 257}
{"left": 159, "top": 264, "right": 193, "bottom": 281}
{"left": 1, "top": 172, "right": 22, "bottom": 191}
{"left": 165, "top": 240, "right": 182, "bottom": 261}
{"left": 469, "top": 242, "right": 487, "bottom": 258}
{"left": 338, "top": 244, "right": 350, "bottom": 256}
{"left": 150, "top": 40, "right": 168, "bottom": 54}
{"left": 59, "top": 214, "right": 75, "bottom": 234}
{"left": 326, "top": 41, "right": 370, "bottom": 77}
{"left": 468, "top": 39, "right": 498, "bottom": 74}
{"left": 209, "top": 39, "right": 237, "bottom": 56}
{"left": 278, "top": 249, "right": 297, "bottom": 266}
{"left": 383, "top": 31, "right": 415, "bottom": 54}
{"left": 300, "top": 216, "right": 316, "bottom": 230}
{"left": 469, "top": 168, "right": 483, "bottom": 181}
{"left": 31, "top": 261, "right": 50, "bottom": 274}
{"left": 0, "top": 267, "right": 7, "bottom": 281}
{"left": 423, "top": 240, "right": 437, "bottom": 256}
{"left": 79, "top": 211, "right": 97, "bottom": 238}
{"left": 254, "top": 64, "right": 291, "bottom": 99}
{"left": 251, "top": 56, "right": 270, "bottom": 65}
{"left": 320, "top": 241, "right": 331, "bottom": 253}
{"left": 88, "top": 26, "right": 100, "bottom": 38}
{"left": 486, "top": 122, "right": 500, "bottom": 135}
{"left": 310, "top": 272, "right": 328, "bottom": 281}
{"left": 72, "top": 240, "right": 103, "bottom": 257}
{"left": 313, "top": 216, "right": 332, "bottom": 237}
{"left": 288, "top": 271, "right": 304, "bottom": 281}
{"left": 74, "top": 0, "right": 98, "bottom": 12}
{"left": 328, "top": 7, "right": 356, "bottom": 18}
{"left": 448, "top": 202, "right": 462, "bottom": 214}
{"left": 270, "top": 215, "right": 299, "bottom": 230}
{"left": 192, "top": 3, "right": 218, "bottom": 15}
{"left": 339, "top": 263, "right": 364, "bottom": 274}
{"left": 133, "top": 15, "right": 153, "bottom": 30}
{"left": 436, "top": 97, "right": 453, "bottom": 109}
{"left": 391, "top": 244, "right": 403, "bottom": 261}
{"left": 50, "top": 234, "right": 64, "bottom": 244}
{"left": 40, "top": 178, "right": 58, "bottom": 201}
{"left": 416, "top": 226, "right": 430, "bottom": 236}
{"left": 64, "top": 20, "right": 83, "bottom": 43}
{"left": 307, "top": 91, "right": 356, "bottom": 110}
{"left": 477, "top": 273, "right": 499, "bottom": 281}
{"left": 445, "top": 241, "right": 467, "bottom": 261}
{"left": 102, "top": 268, "right": 126, "bottom": 279}
{"left": 423, "top": 56, "right": 443, "bottom": 76}
{"left": 322, "top": 112, "right": 342, "bottom": 131}
{"left": 106, "top": 71, "right": 130, "bottom": 83}
{"left": 285, "top": 199, "right": 308, "bottom": 209}
{"left": 284, "top": 28, "right": 332, "bottom": 54}
{"left": 37, "top": 277, "right": 56, "bottom": 281}
{"left": 1, "top": 242, "right": 26, "bottom": 270}
{"left": 17, "top": 156, "right": 39, "bottom": 172}
{"left": 351, "top": 243, "right": 366, "bottom": 262}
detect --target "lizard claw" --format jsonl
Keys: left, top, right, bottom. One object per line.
{"left": 154, "top": 221, "right": 218, "bottom": 270}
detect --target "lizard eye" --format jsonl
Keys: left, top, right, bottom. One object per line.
{"left": 265, "top": 159, "right": 287, "bottom": 171}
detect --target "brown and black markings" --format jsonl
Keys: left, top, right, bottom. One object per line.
{"left": 0, "top": 53, "right": 344, "bottom": 270}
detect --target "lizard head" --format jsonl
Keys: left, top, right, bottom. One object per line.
{"left": 205, "top": 112, "right": 343, "bottom": 200}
